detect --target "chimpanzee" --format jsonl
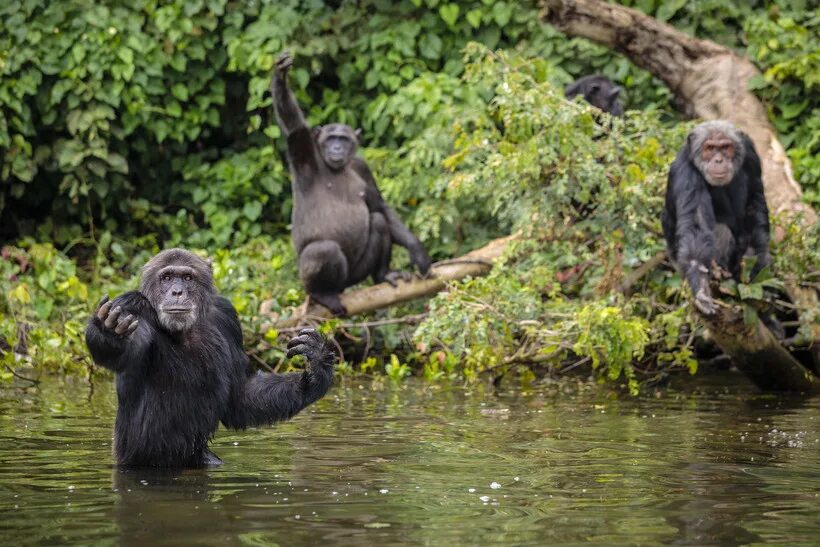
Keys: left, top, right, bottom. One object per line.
{"left": 272, "top": 52, "right": 431, "bottom": 316}
{"left": 662, "top": 120, "right": 771, "bottom": 315}
{"left": 84, "top": 248, "right": 336, "bottom": 468}
{"left": 565, "top": 75, "right": 624, "bottom": 117}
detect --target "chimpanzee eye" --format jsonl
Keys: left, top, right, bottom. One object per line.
{"left": 161, "top": 274, "right": 171, "bottom": 282}
{"left": 184, "top": 274, "right": 193, "bottom": 282}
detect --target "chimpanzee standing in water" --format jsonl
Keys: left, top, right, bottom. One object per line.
{"left": 662, "top": 120, "right": 771, "bottom": 315}
{"left": 565, "top": 75, "right": 624, "bottom": 117}
{"left": 85, "top": 248, "right": 336, "bottom": 468}
{"left": 272, "top": 52, "right": 431, "bottom": 316}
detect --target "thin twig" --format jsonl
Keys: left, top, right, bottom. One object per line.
{"left": 4, "top": 365, "right": 39, "bottom": 384}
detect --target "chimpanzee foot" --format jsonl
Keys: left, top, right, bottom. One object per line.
{"left": 383, "top": 271, "right": 414, "bottom": 287}
{"left": 311, "top": 292, "right": 347, "bottom": 316}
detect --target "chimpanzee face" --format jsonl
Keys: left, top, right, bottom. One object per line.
{"left": 688, "top": 121, "right": 746, "bottom": 187}
{"left": 316, "top": 124, "right": 360, "bottom": 171}
{"left": 155, "top": 266, "right": 200, "bottom": 332}
{"left": 565, "top": 76, "right": 624, "bottom": 117}
{"left": 699, "top": 131, "right": 737, "bottom": 185}
{"left": 586, "top": 84, "right": 623, "bottom": 116}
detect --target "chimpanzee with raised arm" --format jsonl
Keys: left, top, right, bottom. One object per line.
{"left": 271, "top": 52, "right": 431, "bottom": 316}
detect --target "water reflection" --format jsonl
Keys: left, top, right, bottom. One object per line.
{"left": 0, "top": 374, "right": 818, "bottom": 545}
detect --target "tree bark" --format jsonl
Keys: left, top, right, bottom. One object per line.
{"left": 541, "top": 0, "right": 819, "bottom": 387}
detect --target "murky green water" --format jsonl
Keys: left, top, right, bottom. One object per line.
{"left": 1, "top": 374, "right": 818, "bottom": 546}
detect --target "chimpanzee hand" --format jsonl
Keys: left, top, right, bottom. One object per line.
{"left": 693, "top": 287, "right": 717, "bottom": 316}
{"left": 276, "top": 52, "right": 293, "bottom": 78}
{"left": 286, "top": 329, "right": 333, "bottom": 369}
{"left": 382, "top": 270, "right": 413, "bottom": 287}
{"left": 95, "top": 295, "right": 139, "bottom": 337}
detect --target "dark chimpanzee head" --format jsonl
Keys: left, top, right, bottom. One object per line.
{"left": 140, "top": 249, "right": 215, "bottom": 333}
{"left": 313, "top": 123, "right": 361, "bottom": 171}
{"left": 687, "top": 120, "right": 746, "bottom": 187}
{"left": 565, "top": 75, "right": 624, "bottom": 117}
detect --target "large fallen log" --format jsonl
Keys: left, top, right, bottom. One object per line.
{"left": 542, "top": 0, "right": 819, "bottom": 387}
{"left": 262, "top": 234, "right": 517, "bottom": 329}
{"left": 704, "top": 301, "right": 819, "bottom": 393}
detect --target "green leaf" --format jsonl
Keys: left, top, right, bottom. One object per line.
{"left": 419, "top": 33, "right": 442, "bottom": 60}
{"left": 656, "top": 0, "right": 687, "bottom": 22}
{"left": 439, "top": 4, "right": 459, "bottom": 27}
{"left": 117, "top": 48, "right": 134, "bottom": 65}
{"left": 466, "top": 9, "right": 482, "bottom": 29}
{"left": 242, "top": 201, "right": 262, "bottom": 221}
{"left": 779, "top": 100, "right": 808, "bottom": 120}
{"left": 171, "top": 84, "right": 189, "bottom": 101}
{"left": 492, "top": 2, "right": 513, "bottom": 27}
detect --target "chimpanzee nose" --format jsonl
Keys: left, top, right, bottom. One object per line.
{"left": 172, "top": 287, "right": 183, "bottom": 297}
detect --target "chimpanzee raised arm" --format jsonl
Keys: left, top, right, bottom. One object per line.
{"left": 271, "top": 51, "right": 431, "bottom": 316}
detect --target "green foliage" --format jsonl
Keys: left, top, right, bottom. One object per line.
{"left": 745, "top": 9, "right": 820, "bottom": 204}
{"left": 410, "top": 46, "right": 697, "bottom": 389}
{"left": 1, "top": 1, "right": 817, "bottom": 391}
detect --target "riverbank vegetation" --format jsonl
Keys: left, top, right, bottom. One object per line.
{"left": 1, "top": 1, "right": 817, "bottom": 390}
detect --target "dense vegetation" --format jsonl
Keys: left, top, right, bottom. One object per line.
{"left": 1, "top": 0, "right": 817, "bottom": 389}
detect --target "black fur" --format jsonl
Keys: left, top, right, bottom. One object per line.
{"left": 85, "top": 250, "right": 335, "bottom": 468}
{"left": 272, "top": 52, "right": 431, "bottom": 316}
{"left": 662, "top": 121, "right": 771, "bottom": 315}
{"left": 565, "top": 75, "right": 624, "bottom": 117}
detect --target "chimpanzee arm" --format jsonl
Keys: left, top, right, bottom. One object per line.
{"left": 271, "top": 52, "right": 318, "bottom": 177}
{"left": 741, "top": 136, "right": 771, "bottom": 273}
{"left": 223, "top": 329, "right": 335, "bottom": 429}
{"left": 351, "top": 157, "right": 432, "bottom": 274}
{"left": 84, "top": 291, "right": 153, "bottom": 373}
{"left": 668, "top": 153, "right": 718, "bottom": 296}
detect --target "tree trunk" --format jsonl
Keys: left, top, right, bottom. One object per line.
{"left": 541, "top": 0, "right": 819, "bottom": 388}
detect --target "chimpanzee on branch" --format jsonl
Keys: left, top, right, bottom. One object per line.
{"left": 272, "top": 52, "right": 431, "bottom": 316}
{"left": 565, "top": 75, "right": 624, "bottom": 117}
{"left": 662, "top": 120, "right": 771, "bottom": 315}
{"left": 85, "top": 249, "right": 336, "bottom": 468}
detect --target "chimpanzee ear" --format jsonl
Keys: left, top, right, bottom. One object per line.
{"left": 354, "top": 128, "right": 362, "bottom": 141}
{"left": 312, "top": 126, "right": 322, "bottom": 141}
{"left": 205, "top": 257, "right": 214, "bottom": 273}
{"left": 608, "top": 86, "right": 622, "bottom": 99}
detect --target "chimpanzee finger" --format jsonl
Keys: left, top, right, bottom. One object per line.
{"left": 287, "top": 334, "right": 312, "bottom": 349}
{"left": 97, "top": 300, "right": 113, "bottom": 321}
{"left": 104, "top": 306, "right": 122, "bottom": 329}
{"left": 96, "top": 294, "right": 110, "bottom": 311}
{"left": 125, "top": 320, "right": 139, "bottom": 336}
{"left": 286, "top": 344, "right": 307, "bottom": 359}
{"left": 114, "top": 314, "right": 134, "bottom": 335}
{"left": 297, "top": 328, "right": 317, "bottom": 338}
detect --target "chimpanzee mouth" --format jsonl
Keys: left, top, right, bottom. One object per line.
{"left": 163, "top": 307, "right": 193, "bottom": 314}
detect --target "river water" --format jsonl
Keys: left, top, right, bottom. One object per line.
{"left": 0, "top": 373, "right": 818, "bottom": 545}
